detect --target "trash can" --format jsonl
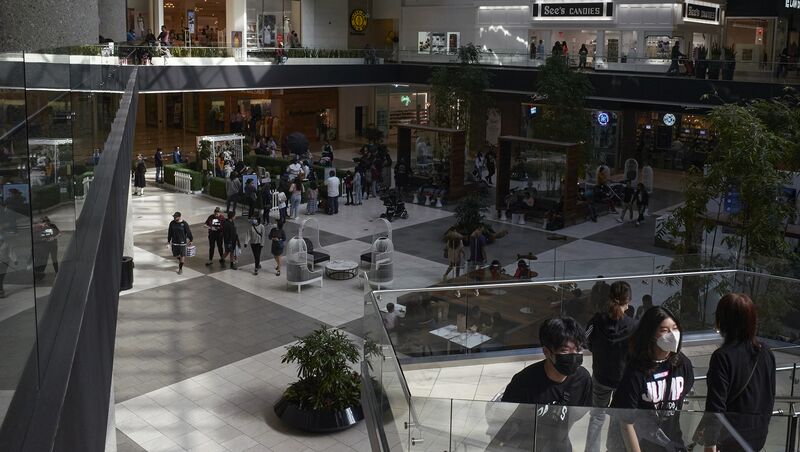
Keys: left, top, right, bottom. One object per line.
{"left": 120, "top": 256, "right": 134, "bottom": 291}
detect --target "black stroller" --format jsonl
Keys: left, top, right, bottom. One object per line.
{"left": 379, "top": 189, "right": 409, "bottom": 221}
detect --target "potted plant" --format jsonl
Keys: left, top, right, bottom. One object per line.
{"left": 722, "top": 45, "right": 736, "bottom": 80}
{"left": 708, "top": 43, "right": 721, "bottom": 80}
{"left": 695, "top": 46, "right": 708, "bottom": 79}
{"left": 274, "top": 326, "right": 365, "bottom": 432}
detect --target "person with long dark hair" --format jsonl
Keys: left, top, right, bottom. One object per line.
{"left": 584, "top": 281, "right": 638, "bottom": 452}
{"left": 693, "top": 294, "right": 776, "bottom": 451}
{"left": 610, "top": 306, "right": 694, "bottom": 452}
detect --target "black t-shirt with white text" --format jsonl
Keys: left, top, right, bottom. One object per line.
{"left": 610, "top": 353, "right": 695, "bottom": 448}
{"left": 496, "top": 361, "right": 593, "bottom": 451}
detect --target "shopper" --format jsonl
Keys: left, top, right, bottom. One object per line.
{"left": 363, "top": 163, "right": 373, "bottom": 200}
{"left": 276, "top": 190, "right": 288, "bottom": 224}
{"left": 167, "top": 212, "right": 193, "bottom": 275}
{"left": 468, "top": 226, "right": 487, "bottom": 269}
{"left": 667, "top": 41, "right": 685, "bottom": 75}
{"left": 344, "top": 171, "right": 354, "bottom": 205}
{"left": 260, "top": 181, "right": 272, "bottom": 225}
{"left": 325, "top": 169, "right": 340, "bottom": 214}
{"left": 579, "top": 44, "right": 589, "bottom": 69}
{"left": 617, "top": 180, "right": 635, "bottom": 223}
{"left": 442, "top": 227, "right": 465, "bottom": 281}
{"left": 32, "top": 216, "right": 61, "bottom": 281}
{"left": 133, "top": 154, "right": 146, "bottom": 196}
{"left": 473, "top": 151, "right": 485, "bottom": 182}
{"left": 244, "top": 217, "right": 268, "bottom": 275}
{"left": 634, "top": 182, "right": 649, "bottom": 227}
{"left": 287, "top": 159, "right": 302, "bottom": 181}
{"left": 500, "top": 317, "right": 592, "bottom": 451}
{"left": 584, "top": 281, "right": 638, "bottom": 452}
{"left": 154, "top": 147, "right": 164, "bottom": 183}
{"left": 693, "top": 294, "right": 776, "bottom": 451}
{"left": 204, "top": 207, "right": 225, "bottom": 266}
{"left": 244, "top": 178, "right": 257, "bottom": 218}
{"left": 485, "top": 153, "right": 496, "bottom": 185}
{"left": 225, "top": 173, "right": 241, "bottom": 215}
{"left": 306, "top": 182, "right": 318, "bottom": 215}
{"left": 172, "top": 145, "right": 182, "bottom": 163}
{"left": 353, "top": 167, "right": 363, "bottom": 205}
{"left": 635, "top": 294, "right": 653, "bottom": 319}
{"left": 289, "top": 175, "right": 303, "bottom": 219}
{"left": 610, "top": 307, "right": 694, "bottom": 452}
{"left": 157, "top": 25, "right": 170, "bottom": 47}
{"left": 221, "top": 211, "right": 240, "bottom": 270}
{"left": 269, "top": 221, "right": 286, "bottom": 276}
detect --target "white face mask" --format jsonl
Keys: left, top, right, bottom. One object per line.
{"left": 656, "top": 330, "right": 680, "bottom": 354}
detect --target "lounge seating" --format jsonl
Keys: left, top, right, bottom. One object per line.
{"left": 285, "top": 237, "right": 323, "bottom": 293}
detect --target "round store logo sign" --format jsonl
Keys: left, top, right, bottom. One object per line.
{"left": 597, "top": 112, "right": 610, "bottom": 126}
{"left": 663, "top": 113, "right": 676, "bottom": 126}
{"left": 350, "top": 9, "right": 368, "bottom": 32}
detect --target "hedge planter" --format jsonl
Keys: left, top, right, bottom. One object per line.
{"left": 274, "top": 397, "right": 364, "bottom": 433}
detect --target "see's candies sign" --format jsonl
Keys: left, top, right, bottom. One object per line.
{"left": 533, "top": 2, "right": 613, "bottom": 19}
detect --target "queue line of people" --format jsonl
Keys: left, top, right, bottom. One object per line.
{"left": 495, "top": 288, "right": 776, "bottom": 452}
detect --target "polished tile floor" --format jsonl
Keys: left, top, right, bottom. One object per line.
{"left": 111, "top": 164, "right": 686, "bottom": 451}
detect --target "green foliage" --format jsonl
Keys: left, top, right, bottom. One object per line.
{"left": 533, "top": 56, "right": 593, "bottom": 162}
{"left": 198, "top": 140, "right": 212, "bottom": 163}
{"left": 430, "top": 61, "right": 491, "bottom": 153}
{"left": 209, "top": 176, "right": 227, "bottom": 200}
{"left": 456, "top": 43, "right": 483, "bottom": 64}
{"left": 666, "top": 102, "right": 792, "bottom": 261}
{"left": 454, "top": 194, "right": 490, "bottom": 235}
{"left": 365, "top": 127, "right": 385, "bottom": 144}
{"left": 281, "top": 326, "right": 362, "bottom": 411}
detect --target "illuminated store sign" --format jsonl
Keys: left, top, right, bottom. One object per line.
{"left": 683, "top": 2, "right": 720, "bottom": 24}
{"left": 532, "top": 2, "right": 614, "bottom": 19}
{"left": 787, "top": 0, "right": 800, "bottom": 9}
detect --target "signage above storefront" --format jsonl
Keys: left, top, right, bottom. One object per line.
{"left": 532, "top": 2, "right": 614, "bottom": 20}
{"left": 350, "top": 9, "right": 368, "bottom": 33}
{"left": 683, "top": 2, "right": 720, "bottom": 24}
{"left": 787, "top": 0, "right": 800, "bottom": 9}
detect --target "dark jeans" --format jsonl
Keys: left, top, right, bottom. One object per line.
{"left": 250, "top": 243, "right": 263, "bottom": 268}
{"left": 327, "top": 196, "right": 339, "bottom": 214}
{"left": 261, "top": 205, "right": 271, "bottom": 225}
{"left": 346, "top": 187, "right": 354, "bottom": 204}
{"left": 247, "top": 198, "right": 256, "bottom": 218}
{"left": 279, "top": 206, "right": 287, "bottom": 224}
{"left": 208, "top": 233, "right": 223, "bottom": 260}
{"left": 226, "top": 195, "right": 238, "bottom": 215}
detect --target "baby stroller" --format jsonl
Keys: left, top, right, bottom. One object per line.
{"left": 379, "top": 189, "right": 409, "bottom": 221}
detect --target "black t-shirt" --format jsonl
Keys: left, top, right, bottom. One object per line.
{"left": 498, "top": 361, "right": 592, "bottom": 451}
{"left": 206, "top": 214, "right": 223, "bottom": 234}
{"left": 610, "top": 353, "right": 695, "bottom": 448}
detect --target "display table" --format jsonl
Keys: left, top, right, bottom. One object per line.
{"left": 429, "top": 324, "right": 492, "bottom": 350}
{"left": 325, "top": 259, "right": 359, "bottom": 280}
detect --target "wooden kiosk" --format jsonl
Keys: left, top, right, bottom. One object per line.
{"left": 496, "top": 136, "right": 581, "bottom": 226}
{"left": 395, "top": 124, "right": 468, "bottom": 199}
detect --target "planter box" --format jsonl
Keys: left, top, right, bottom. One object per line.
{"left": 274, "top": 397, "right": 363, "bottom": 433}
{"left": 148, "top": 56, "right": 236, "bottom": 66}
{"left": 285, "top": 58, "right": 367, "bottom": 65}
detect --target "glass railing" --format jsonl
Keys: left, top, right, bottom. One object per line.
{"left": 361, "top": 269, "right": 800, "bottom": 451}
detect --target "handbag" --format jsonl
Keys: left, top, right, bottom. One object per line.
{"left": 234, "top": 246, "right": 242, "bottom": 257}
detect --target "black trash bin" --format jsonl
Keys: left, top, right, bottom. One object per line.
{"left": 120, "top": 256, "right": 134, "bottom": 291}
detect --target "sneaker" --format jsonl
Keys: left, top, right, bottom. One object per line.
{"left": 178, "top": 268, "right": 183, "bottom": 275}
{"left": 205, "top": 261, "right": 213, "bottom": 266}
{"left": 254, "top": 269, "right": 259, "bottom": 275}
{"left": 616, "top": 218, "right": 623, "bottom": 223}
{"left": 232, "top": 263, "right": 237, "bottom": 270}
{"left": 219, "top": 259, "right": 225, "bottom": 265}
{"left": 276, "top": 270, "right": 281, "bottom": 276}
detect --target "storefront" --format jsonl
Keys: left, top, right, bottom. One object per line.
{"left": 725, "top": 0, "right": 792, "bottom": 71}
{"left": 634, "top": 111, "right": 713, "bottom": 170}
{"left": 401, "top": 1, "right": 726, "bottom": 71}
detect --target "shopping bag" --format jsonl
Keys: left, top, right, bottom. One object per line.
{"left": 186, "top": 245, "right": 197, "bottom": 257}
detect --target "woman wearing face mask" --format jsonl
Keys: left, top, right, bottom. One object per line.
{"left": 693, "top": 294, "right": 775, "bottom": 452}
{"left": 243, "top": 217, "right": 268, "bottom": 275}
{"left": 611, "top": 306, "right": 694, "bottom": 452}
{"left": 501, "top": 316, "right": 593, "bottom": 451}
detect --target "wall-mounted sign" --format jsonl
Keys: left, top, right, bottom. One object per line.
{"left": 187, "top": 10, "right": 195, "bottom": 34}
{"left": 447, "top": 32, "right": 460, "bottom": 55}
{"left": 663, "top": 113, "right": 676, "bottom": 127}
{"left": 683, "top": 2, "right": 719, "bottom": 23}
{"left": 597, "top": 111, "right": 610, "bottom": 126}
{"left": 787, "top": 0, "right": 800, "bottom": 10}
{"left": 350, "top": 9, "right": 368, "bottom": 33}
{"left": 533, "top": 2, "right": 613, "bottom": 19}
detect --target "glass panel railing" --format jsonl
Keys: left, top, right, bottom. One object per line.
{"left": 403, "top": 399, "right": 794, "bottom": 452}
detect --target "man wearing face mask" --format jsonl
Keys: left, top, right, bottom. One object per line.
{"left": 498, "top": 317, "right": 593, "bottom": 451}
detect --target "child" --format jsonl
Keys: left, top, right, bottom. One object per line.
{"left": 306, "top": 182, "right": 319, "bottom": 215}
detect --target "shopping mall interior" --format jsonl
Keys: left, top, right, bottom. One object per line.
{"left": 3, "top": 0, "right": 800, "bottom": 451}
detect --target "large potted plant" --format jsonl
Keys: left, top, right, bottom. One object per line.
{"left": 695, "top": 46, "right": 708, "bottom": 79}
{"left": 274, "top": 326, "right": 364, "bottom": 432}
{"left": 708, "top": 43, "right": 721, "bottom": 80}
{"left": 722, "top": 45, "right": 736, "bottom": 80}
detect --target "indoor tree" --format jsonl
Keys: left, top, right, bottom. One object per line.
{"left": 429, "top": 43, "right": 491, "bottom": 156}
{"left": 531, "top": 55, "right": 593, "bottom": 164}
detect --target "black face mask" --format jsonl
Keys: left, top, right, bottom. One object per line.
{"left": 551, "top": 352, "right": 583, "bottom": 377}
